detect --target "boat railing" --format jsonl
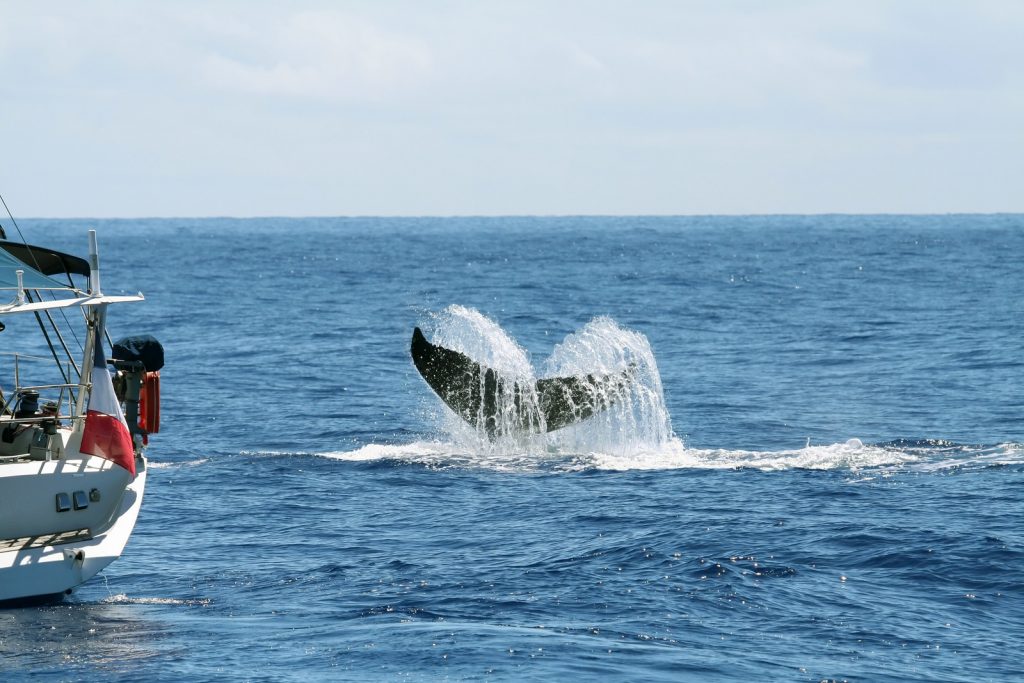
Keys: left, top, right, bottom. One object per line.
{"left": 1, "top": 351, "right": 80, "bottom": 387}
{"left": 0, "top": 382, "right": 85, "bottom": 425}
{"left": 2, "top": 350, "right": 83, "bottom": 423}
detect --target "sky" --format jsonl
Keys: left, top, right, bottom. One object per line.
{"left": 0, "top": 0, "right": 1022, "bottom": 217}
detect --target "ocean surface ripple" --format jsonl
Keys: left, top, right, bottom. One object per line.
{"left": 2, "top": 215, "right": 1021, "bottom": 682}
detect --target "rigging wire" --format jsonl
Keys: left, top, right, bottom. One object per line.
{"left": 25, "top": 290, "right": 75, "bottom": 388}
{"left": 1, "top": 191, "right": 87, "bottom": 381}
{"left": 0, "top": 191, "right": 28, "bottom": 245}
{"left": 1, "top": 191, "right": 86, "bottom": 351}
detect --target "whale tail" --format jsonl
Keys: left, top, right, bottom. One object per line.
{"left": 410, "top": 327, "right": 634, "bottom": 437}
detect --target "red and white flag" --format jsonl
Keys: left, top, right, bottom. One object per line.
{"left": 80, "top": 335, "right": 136, "bottom": 475}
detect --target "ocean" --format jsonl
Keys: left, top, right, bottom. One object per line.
{"left": 1, "top": 215, "right": 1021, "bottom": 681}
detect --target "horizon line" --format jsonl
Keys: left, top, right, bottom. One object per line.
{"left": 11, "top": 211, "right": 1024, "bottom": 221}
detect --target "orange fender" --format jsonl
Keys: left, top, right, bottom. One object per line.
{"left": 138, "top": 371, "right": 160, "bottom": 435}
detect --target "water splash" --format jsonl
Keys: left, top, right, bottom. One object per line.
{"left": 426, "top": 305, "right": 535, "bottom": 377}
{"left": 418, "top": 306, "right": 680, "bottom": 457}
{"left": 543, "top": 316, "right": 675, "bottom": 455}
{"left": 423, "top": 305, "right": 545, "bottom": 447}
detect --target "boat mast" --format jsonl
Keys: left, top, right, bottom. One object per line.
{"left": 73, "top": 231, "right": 104, "bottom": 419}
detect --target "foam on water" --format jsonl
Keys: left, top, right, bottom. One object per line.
{"left": 318, "top": 439, "right": 1024, "bottom": 473}
{"left": 903, "top": 441, "right": 1024, "bottom": 471}
{"left": 319, "top": 442, "right": 548, "bottom": 472}
{"left": 100, "top": 594, "right": 211, "bottom": 607}
{"left": 147, "top": 458, "right": 210, "bottom": 470}
{"left": 677, "top": 438, "right": 913, "bottom": 472}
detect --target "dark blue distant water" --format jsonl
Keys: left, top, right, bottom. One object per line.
{"left": 2, "top": 216, "right": 1022, "bottom": 682}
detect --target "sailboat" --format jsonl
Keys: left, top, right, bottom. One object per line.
{"left": 0, "top": 228, "right": 161, "bottom": 603}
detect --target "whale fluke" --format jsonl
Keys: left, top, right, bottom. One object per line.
{"left": 410, "top": 327, "right": 633, "bottom": 437}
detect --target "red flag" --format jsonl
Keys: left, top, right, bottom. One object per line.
{"left": 81, "top": 340, "right": 136, "bottom": 475}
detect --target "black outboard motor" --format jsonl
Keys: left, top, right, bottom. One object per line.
{"left": 112, "top": 335, "right": 164, "bottom": 373}
{"left": 111, "top": 335, "right": 164, "bottom": 441}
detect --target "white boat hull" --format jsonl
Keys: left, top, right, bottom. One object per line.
{"left": 0, "top": 460, "right": 146, "bottom": 603}
{"left": 1, "top": 228, "right": 157, "bottom": 604}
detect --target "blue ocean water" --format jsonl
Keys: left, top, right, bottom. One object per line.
{"left": 1, "top": 215, "right": 1022, "bottom": 681}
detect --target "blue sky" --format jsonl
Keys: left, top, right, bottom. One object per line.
{"left": 1, "top": 1, "right": 1021, "bottom": 217}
